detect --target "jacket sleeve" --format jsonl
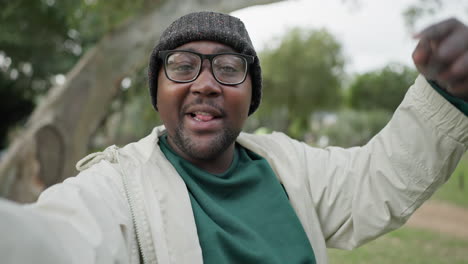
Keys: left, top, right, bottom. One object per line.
{"left": 298, "top": 75, "right": 468, "bottom": 249}
{"left": 0, "top": 160, "right": 135, "bottom": 264}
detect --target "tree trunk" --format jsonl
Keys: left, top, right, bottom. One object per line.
{"left": 0, "top": 0, "right": 282, "bottom": 203}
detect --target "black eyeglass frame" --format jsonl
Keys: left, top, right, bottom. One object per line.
{"left": 158, "top": 50, "right": 255, "bottom": 85}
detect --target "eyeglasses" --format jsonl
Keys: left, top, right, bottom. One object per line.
{"left": 158, "top": 50, "right": 254, "bottom": 85}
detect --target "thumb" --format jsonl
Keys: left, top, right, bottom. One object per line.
{"left": 412, "top": 37, "right": 432, "bottom": 66}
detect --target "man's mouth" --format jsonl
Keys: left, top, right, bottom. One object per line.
{"left": 182, "top": 103, "right": 225, "bottom": 132}
{"left": 185, "top": 104, "right": 224, "bottom": 121}
{"left": 189, "top": 111, "right": 216, "bottom": 122}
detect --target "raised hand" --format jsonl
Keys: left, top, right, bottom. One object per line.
{"left": 413, "top": 18, "right": 468, "bottom": 101}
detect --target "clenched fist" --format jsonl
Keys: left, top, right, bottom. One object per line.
{"left": 413, "top": 18, "right": 468, "bottom": 101}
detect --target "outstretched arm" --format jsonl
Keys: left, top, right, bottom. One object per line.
{"left": 0, "top": 162, "right": 134, "bottom": 264}
{"left": 305, "top": 18, "right": 468, "bottom": 250}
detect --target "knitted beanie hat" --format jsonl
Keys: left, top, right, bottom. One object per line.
{"left": 148, "top": 11, "right": 262, "bottom": 115}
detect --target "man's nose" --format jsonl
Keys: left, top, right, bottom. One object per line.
{"left": 190, "top": 60, "right": 222, "bottom": 97}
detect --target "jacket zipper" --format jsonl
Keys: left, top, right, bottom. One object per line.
{"left": 115, "top": 148, "right": 158, "bottom": 264}
{"left": 125, "top": 184, "right": 150, "bottom": 264}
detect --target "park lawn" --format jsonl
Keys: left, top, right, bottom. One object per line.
{"left": 432, "top": 152, "right": 468, "bottom": 208}
{"left": 328, "top": 226, "right": 468, "bottom": 264}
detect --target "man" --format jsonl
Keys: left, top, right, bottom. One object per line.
{"left": 1, "top": 11, "right": 468, "bottom": 264}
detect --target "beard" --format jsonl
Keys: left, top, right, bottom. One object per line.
{"left": 169, "top": 119, "right": 241, "bottom": 161}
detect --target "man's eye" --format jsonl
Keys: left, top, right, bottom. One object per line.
{"left": 217, "top": 65, "right": 239, "bottom": 73}
{"left": 176, "top": 64, "right": 194, "bottom": 71}
{"left": 169, "top": 63, "right": 195, "bottom": 72}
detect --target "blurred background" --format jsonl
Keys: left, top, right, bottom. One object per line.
{"left": 0, "top": 0, "right": 467, "bottom": 263}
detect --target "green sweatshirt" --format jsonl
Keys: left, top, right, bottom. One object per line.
{"left": 159, "top": 135, "right": 316, "bottom": 264}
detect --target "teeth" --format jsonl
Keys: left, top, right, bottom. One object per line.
{"left": 193, "top": 111, "right": 211, "bottom": 116}
{"left": 189, "top": 111, "right": 215, "bottom": 122}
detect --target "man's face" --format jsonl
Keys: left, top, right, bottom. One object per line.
{"left": 157, "top": 41, "right": 252, "bottom": 163}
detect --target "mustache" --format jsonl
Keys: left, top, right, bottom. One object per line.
{"left": 181, "top": 98, "right": 226, "bottom": 116}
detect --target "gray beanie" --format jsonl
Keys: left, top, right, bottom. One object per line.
{"left": 148, "top": 11, "right": 262, "bottom": 115}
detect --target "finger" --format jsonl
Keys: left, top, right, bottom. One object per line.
{"left": 436, "top": 27, "right": 468, "bottom": 62}
{"left": 437, "top": 50, "right": 468, "bottom": 81}
{"left": 412, "top": 37, "right": 432, "bottom": 65}
{"left": 416, "top": 18, "right": 460, "bottom": 41}
{"left": 446, "top": 77, "right": 468, "bottom": 101}
{"left": 415, "top": 38, "right": 444, "bottom": 79}
{"left": 451, "top": 52, "right": 468, "bottom": 76}
{"left": 439, "top": 52, "right": 468, "bottom": 81}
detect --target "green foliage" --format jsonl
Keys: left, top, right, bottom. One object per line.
{"left": 348, "top": 64, "right": 418, "bottom": 112}
{"left": 328, "top": 226, "right": 468, "bottom": 263}
{"left": 310, "top": 110, "right": 392, "bottom": 148}
{"left": 313, "top": 64, "right": 417, "bottom": 148}
{"left": 258, "top": 28, "right": 345, "bottom": 138}
{"left": 0, "top": 0, "right": 75, "bottom": 147}
{"left": 0, "top": 73, "right": 34, "bottom": 148}
{"left": 432, "top": 153, "right": 468, "bottom": 208}
{"left": 402, "top": 0, "right": 441, "bottom": 31}
{"left": 0, "top": 0, "right": 78, "bottom": 94}
{"left": 403, "top": 0, "right": 467, "bottom": 32}
{"left": 0, "top": 0, "right": 150, "bottom": 90}
{"left": 0, "top": 0, "right": 150, "bottom": 148}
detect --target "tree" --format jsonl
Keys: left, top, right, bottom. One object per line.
{"left": 312, "top": 63, "right": 418, "bottom": 149}
{"left": 348, "top": 63, "right": 418, "bottom": 112}
{"left": 258, "top": 28, "right": 345, "bottom": 139}
{"left": 403, "top": 0, "right": 468, "bottom": 32}
{"left": 0, "top": 0, "right": 283, "bottom": 202}
{"left": 0, "top": 75, "right": 34, "bottom": 148}
{"left": 310, "top": 110, "right": 392, "bottom": 148}
{"left": 0, "top": 0, "right": 159, "bottom": 148}
{"left": 0, "top": 0, "right": 80, "bottom": 148}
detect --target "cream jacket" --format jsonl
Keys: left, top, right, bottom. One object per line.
{"left": 1, "top": 76, "right": 467, "bottom": 264}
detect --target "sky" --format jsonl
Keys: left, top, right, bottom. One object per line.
{"left": 232, "top": 0, "right": 467, "bottom": 74}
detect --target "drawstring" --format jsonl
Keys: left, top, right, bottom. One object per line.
{"left": 76, "top": 145, "right": 119, "bottom": 171}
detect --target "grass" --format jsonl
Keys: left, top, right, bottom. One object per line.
{"left": 326, "top": 153, "right": 468, "bottom": 263}
{"left": 432, "top": 152, "right": 468, "bottom": 208}
{"left": 328, "top": 227, "right": 468, "bottom": 264}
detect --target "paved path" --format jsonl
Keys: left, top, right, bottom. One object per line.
{"left": 406, "top": 200, "right": 468, "bottom": 239}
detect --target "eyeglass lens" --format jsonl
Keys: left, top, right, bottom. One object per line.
{"left": 165, "top": 51, "right": 248, "bottom": 85}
